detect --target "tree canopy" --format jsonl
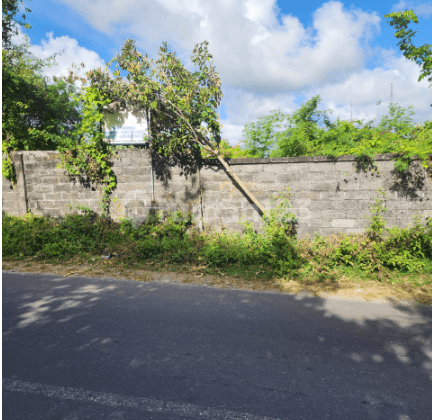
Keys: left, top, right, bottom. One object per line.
{"left": 2, "top": 0, "right": 81, "bottom": 182}
{"left": 384, "top": 9, "right": 432, "bottom": 104}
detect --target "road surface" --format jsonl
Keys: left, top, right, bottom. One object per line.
{"left": 3, "top": 271, "right": 432, "bottom": 419}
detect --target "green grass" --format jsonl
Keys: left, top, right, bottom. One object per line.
{"left": 3, "top": 201, "right": 432, "bottom": 290}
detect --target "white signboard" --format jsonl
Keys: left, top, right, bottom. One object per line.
{"left": 102, "top": 109, "right": 148, "bottom": 145}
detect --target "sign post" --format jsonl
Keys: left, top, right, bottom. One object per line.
{"left": 102, "top": 108, "right": 149, "bottom": 146}
{"left": 102, "top": 107, "right": 155, "bottom": 201}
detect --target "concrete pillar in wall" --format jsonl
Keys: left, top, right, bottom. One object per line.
{"left": 14, "top": 152, "right": 28, "bottom": 216}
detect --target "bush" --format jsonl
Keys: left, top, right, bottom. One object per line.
{"left": 3, "top": 191, "right": 431, "bottom": 279}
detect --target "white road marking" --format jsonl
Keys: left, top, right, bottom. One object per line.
{"left": 3, "top": 378, "right": 281, "bottom": 420}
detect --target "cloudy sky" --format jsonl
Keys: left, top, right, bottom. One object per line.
{"left": 17, "top": 0, "right": 432, "bottom": 144}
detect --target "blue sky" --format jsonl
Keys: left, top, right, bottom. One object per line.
{"left": 17, "top": 0, "right": 432, "bottom": 144}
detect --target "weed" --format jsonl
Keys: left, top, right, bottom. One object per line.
{"left": 2, "top": 190, "right": 432, "bottom": 289}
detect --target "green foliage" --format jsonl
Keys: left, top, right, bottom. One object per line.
{"left": 1, "top": 1, "right": 117, "bottom": 213}
{"left": 2, "top": 1, "right": 83, "bottom": 187}
{"left": 202, "top": 139, "right": 254, "bottom": 159}
{"left": 299, "top": 191, "right": 432, "bottom": 277}
{"left": 241, "top": 110, "right": 286, "bottom": 158}
{"left": 365, "top": 189, "right": 388, "bottom": 241}
{"left": 56, "top": 85, "right": 116, "bottom": 215}
{"left": 2, "top": 36, "right": 82, "bottom": 183}
{"left": 3, "top": 190, "right": 432, "bottom": 280}
{"left": 384, "top": 9, "right": 432, "bottom": 92}
{"left": 101, "top": 39, "right": 223, "bottom": 158}
{"left": 2, "top": 0, "right": 31, "bottom": 51}
{"left": 241, "top": 95, "right": 431, "bottom": 173}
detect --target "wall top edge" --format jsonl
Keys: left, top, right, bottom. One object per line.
{"left": 204, "top": 153, "right": 429, "bottom": 166}
{"left": 4, "top": 151, "right": 429, "bottom": 164}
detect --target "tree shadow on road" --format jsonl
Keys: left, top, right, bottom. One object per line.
{"left": 2, "top": 272, "right": 432, "bottom": 420}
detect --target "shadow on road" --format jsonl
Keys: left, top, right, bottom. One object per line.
{"left": 2, "top": 272, "right": 432, "bottom": 420}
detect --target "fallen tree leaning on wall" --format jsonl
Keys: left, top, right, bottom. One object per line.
{"left": 82, "top": 39, "right": 266, "bottom": 216}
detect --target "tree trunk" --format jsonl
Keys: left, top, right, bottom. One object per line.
{"left": 216, "top": 154, "right": 266, "bottom": 216}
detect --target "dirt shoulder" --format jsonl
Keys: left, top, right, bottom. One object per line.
{"left": 3, "top": 257, "right": 432, "bottom": 305}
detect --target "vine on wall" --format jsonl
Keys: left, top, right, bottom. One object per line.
{"left": 56, "top": 85, "right": 117, "bottom": 216}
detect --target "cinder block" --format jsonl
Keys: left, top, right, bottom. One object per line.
{"left": 61, "top": 192, "right": 81, "bottom": 200}
{"left": 32, "top": 184, "right": 54, "bottom": 193}
{"left": 53, "top": 183, "right": 82, "bottom": 193}
{"left": 385, "top": 210, "right": 411, "bottom": 219}
{"left": 292, "top": 208, "right": 311, "bottom": 219}
{"left": 134, "top": 191, "right": 152, "bottom": 200}
{"left": 253, "top": 173, "right": 281, "bottom": 183}
{"left": 1, "top": 191, "right": 18, "bottom": 200}
{"left": 386, "top": 200, "right": 413, "bottom": 210}
{"left": 331, "top": 219, "right": 356, "bottom": 228}
{"left": 332, "top": 162, "right": 356, "bottom": 172}
{"left": 290, "top": 198, "right": 312, "bottom": 208}
{"left": 261, "top": 163, "right": 292, "bottom": 174}
{"left": 27, "top": 200, "right": 39, "bottom": 209}
{"left": 320, "top": 191, "right": 342, "bottom": 200}
{"left": 360, "top": 181, "right": 385, "bottom": 191}
{"left": 309, "top": 181, "right": 336, "bottom": 191}
{"left": 283, "top": 163, "right": 309, "bottom": 172}
{"left": 209, "top": 174, "right": 228, "bottom": 182}
{"left": 337, "top": 181, "right": 360, "bottom": 191}
{"left": 355, "top": 219, "right": 371, "bottom": 228}
{"left": 231, "top": 164, "right": 263, "bottom": 173}
{"left": 300, "top": 172, "right": 329, "bottom": 182}
{"left": 320, "top": 210, "right": 346, "bottom": 219}
{"left": 375, "top": 160, "right": 396, "bottom": 172}
{"left": 309, "top": 200, "right": 334, "bottom": 210}
{"left": 233, "top": 173, "right": 254, "bottom": 183}
{"left": 345, "top": 209, "right": 369, "bottom": 219}
{"left": 115, "top": 183, "right": 143, "bottom": 191}
{"left": 119, "top": 166, "right": 151, "bottom": 175}
{"left": 276, "top": 173, "right": 299, "bottom": 183}
{"left": 43, "top": 193, "right": 63, "bottom": 200}
{"left": 288, "top": 181, "right": 309, "bottom": 191}
{"left": 343, "top": 191, "right": 371, "bottom": 200}
{"left": 307, "top": 218, "right": 331, "bottom": 228}
{"left": 297, "top": 227, "right": 320, "bottom": 238}
{"left": 334, "top": 200, "right": 371, "bottom": 210}
{"left": 44, "top": 209, "right": 63, "bottom": 218}
{"left": 308, "top": 162, "right": 334, "bottom": 172}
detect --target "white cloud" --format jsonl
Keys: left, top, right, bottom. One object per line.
{"left": 60, "top": 0, "right": 380, "bottom": 92}
{"left": 29, "top": 32, "right": 107, "bottom": 81}
{"left": 221, "top": 51, "right": 431, "bottom": 145}
{"left": 11, "top": 1, "right": 430, "bottom": 145}
{"left": 391, "top": 1, "right": 432, "bottom": 18}
{"left": 309, "top": 53, "right": 431, "bottom": 124}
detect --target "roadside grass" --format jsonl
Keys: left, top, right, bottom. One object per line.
{"left": 3, "top": 254, "right": 432, "bottom": 304}
{"left": 3, "top": 191, "right": 432, "bottom": 304}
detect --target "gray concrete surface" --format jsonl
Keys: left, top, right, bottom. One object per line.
{"left": 2, "top": 271, "right": 432, "bottom": 419}
{"left": 3, "top": 150, "right": 431, "bottom": 237}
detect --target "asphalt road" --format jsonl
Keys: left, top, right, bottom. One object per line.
{"left": 2, "top": 271, "right": 432, "bottom": 420}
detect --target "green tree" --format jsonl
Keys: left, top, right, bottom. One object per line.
{"left": 83, "top": 39, "right": 267, "bottom": 214}
{"left": 377, "top": 102, "right": 415, "bottom": 134}
{"left": 241, "top": 95, "right": 430, "bottom": 171}
{"left": 385, "top": 9, "right": 432, "bottom": 104}
{"left": 2, "top": 0, "right": 82, "bottom": 182}
{"left": 241, "top": 110, "right": 285, "bottom": 158}
{"left": 2, "top": 0, "right": 31, "bottom": 51}
{"left": 272, "top": 96, "right": 333, "bottom": 157}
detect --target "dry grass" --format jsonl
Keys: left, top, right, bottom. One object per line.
{"left": 3, "top": 257, "right": 432, "bottom": 305}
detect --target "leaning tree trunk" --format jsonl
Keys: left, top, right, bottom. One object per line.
{"left": 216, "top": 153, "right": 266, "bottom": 216}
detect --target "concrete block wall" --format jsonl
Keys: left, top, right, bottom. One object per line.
{"left": 200, "top": 155, "right": 432, "bottom": 237}
{"left": 2, "top": 150, "right": 432, "bottom": 238}
{"left": 2, "top": 153, "right": 26, "bottom": 216}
